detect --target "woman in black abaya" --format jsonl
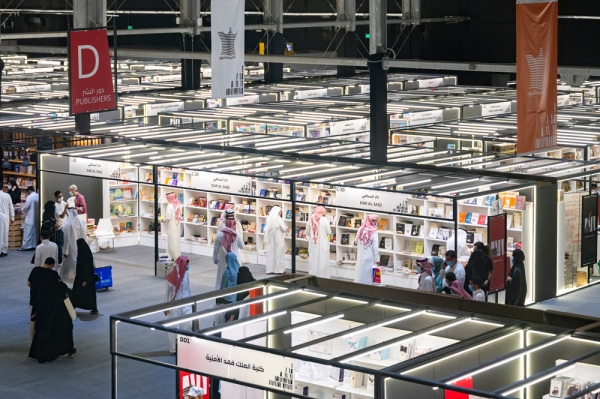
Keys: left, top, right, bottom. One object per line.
{"left": 29, "top": 278, "right": 76, "bottom": 363}
{"left": 71, "top": 238, "right": 99, "bottom": 314}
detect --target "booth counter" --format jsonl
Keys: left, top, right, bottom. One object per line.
{"left": 110, "top": 278, "right": 600, "bottom": 399}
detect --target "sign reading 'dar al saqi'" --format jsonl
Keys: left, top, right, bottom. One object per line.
{"left": 69, "top": 157, "right": 125, "bottom": 179}
{"left": 335, "top": 186, "right": 410, "bottom": 215}
{"left": 190, "top": 171, "right": 253, "bottom": 196}
{"left": 177, "top": 336, "right": 295, "bottom": 393}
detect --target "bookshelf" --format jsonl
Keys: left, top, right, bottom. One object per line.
{"left": 98, "top": 165, "right": 534, "bottom": 288}
{"left": 103, "top": 166, "right": 139, "bottom": 247}
{"left": 2, "top": 146, "right": 37, "bottom": 200}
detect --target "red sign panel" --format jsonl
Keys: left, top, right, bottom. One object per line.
{"left": 68, "top": 28, "right": 116, "bottom": 115}
{"left": 488, "top": 213, "right": 508, "bottom": 292}
{"left": 179, "top": 371, "right": 210, "bottom": 399}
{"left": 445, "top": 377, "right": 473, "bottom": 399}
{"left": 516, "top": 0, "right": 558, "bottom": 154}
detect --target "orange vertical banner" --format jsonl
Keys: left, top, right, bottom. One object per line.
{"left": 516, "top": 0, "right": 558, "bottom": 154}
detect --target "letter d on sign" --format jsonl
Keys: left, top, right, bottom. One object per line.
{"left": 78, "top": 45, "right": 99, "bottom": 79}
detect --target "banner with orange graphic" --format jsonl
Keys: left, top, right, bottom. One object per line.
{"left": 516, "top": 0, "right": 558, "bottom": 154}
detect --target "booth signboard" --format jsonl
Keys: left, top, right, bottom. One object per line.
{"left": 68, "top": 28, "right": 116, "bottom": 115}
{"left": 145, "top": 101, "right": 185, "bottom": 117}
{"left": 418, "top": 78, "right": 444, "bottom": 88}
{"left": 294, "top": 88, "right": 328, "bottom": 100}
{"left": 558, "top": 94, "right": 571, "bottom": 107}
{"left": 69, "top": 157, "right": 124, "bottom": 180}
{"left": 335, "top": 186, "right": 411, "bottom": 216}
{"left": 516, "top": 0, "right": 558, "bottom": 153}
{"left": 329, "top": 118, "right": 370, "bottom": 135}
{"left": 177, "top": 336, "right": 295, "bottom": 394}
{"left": 488, "top": 213, "right": 507, "bottom": 292}
{"left": 445, "top": 376, "right": 473, "bottom": 399}
{"left": 404, "top": 110, "right": 444, "bottom": 126}
{"left": 225, "top": 95, "right": 259, "bottom": 106}
{"left": 210, "top": 0, "right": 245, "bottom": 98}
{"left": 190, "top": 171, "right": 253, "bottom": 196}
{"left": 481, "top": 101, "right": 512, "bottom": 117}
{"left": 581, "top": 193, "right": 598, "bottom": 268}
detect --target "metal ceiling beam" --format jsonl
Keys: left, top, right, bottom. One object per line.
{"left": 4, "top": 44, "right": 600, "bottom": 75}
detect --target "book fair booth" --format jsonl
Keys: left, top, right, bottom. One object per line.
{"left": 110, "top": 277, "right": 600, "bottom": 399}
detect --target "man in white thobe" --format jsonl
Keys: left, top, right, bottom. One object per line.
{"left": 0, "top": 191, "right": 15, "bottom": 257}
{"left": 19, "top": 186, "right": 39, "bottom": 251}
{"left": 33, "top": 230, "right": 59, "bottom": 269}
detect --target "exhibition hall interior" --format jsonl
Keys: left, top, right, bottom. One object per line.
{"left": 4, "top": 0, "right": 600, "bottom": 398}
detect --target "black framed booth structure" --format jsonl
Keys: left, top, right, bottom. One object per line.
{"left": 37, "top": 135, "right": 559, "bottom": 304}
{"left": 110, "top": 278, "right": 600, "bottom": 399}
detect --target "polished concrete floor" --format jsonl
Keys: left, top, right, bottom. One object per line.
{"left": 0, "top": 245, "right": 269, "bottom": 398}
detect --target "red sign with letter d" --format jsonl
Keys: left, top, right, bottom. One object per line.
{"left": 68, "top": 28, "right": 116, "bottom": 115}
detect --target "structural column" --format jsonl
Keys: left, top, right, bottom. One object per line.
{"left": 369, "top": 0, "right": 388, "bottom": 164}
{"left": 336, "top": 0, "right": 358, "bottom": 77}
{"left": 180, "top": 0, "right": 202, "bottom": 90}
{"left": 534, "top": 182, "right": 558, "bottom": 302}
{"left": 264, "top": 0, "right": 286, "bottom": 84}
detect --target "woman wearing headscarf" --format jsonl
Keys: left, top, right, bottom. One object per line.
{"left": 71, "top": 238, "right": 99, "bottom": 315}
{"left": 416, "top": 257, "right": 435, "bottom": 292}
{"left": 60, "top": 207, "right": 86, "bottom": 283}
{"left": 354, "top": 214, "right": 380, "bottom": 284}
{"left": 7, "top": 179, "right": 21, "bottom": 205}
{"left": 264, "top": 206, "right": 286, "bottom": 274}
{"left": 505, "top": 249, "right": 527, "bottom": 306}
{"left": 306, "top": 206, "right": 332, "bottom": 278}
{"left": 442, "top": 271, "right": 472, "bottom": 299}
{"left": 213, "top": 210, "right": 244, "bottom": 290}
{"left": 164, "top": 192, "right": 182, "bottom": 261}
{"left": 164, "top": 256, "right": 192, "bottom": 353}
{"left": 29, "top": 273, "right": 76, "bottom": 363}
{"left": 40, "top": 201, "right": 57, "bottom": 243}
{"left": 464, "top": 242, "right": 493, "bottom": 295}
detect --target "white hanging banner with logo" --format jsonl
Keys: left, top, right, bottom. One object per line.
{"left": 335, "top": 186, "right": 410, "bottom": 215}
{"left": 190, "top": 171, "right": 254, "bottom": 196}
{"left": 481, "top": 101, "right": 513, "bottom": 117}
{"left": 211, "top": 0, "right": 245, "bottom": 98}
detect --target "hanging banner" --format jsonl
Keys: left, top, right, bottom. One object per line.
{"left": 68, "top": 28, "right": 116, "bottom": 115}
{"left": 488, "top": 213, "right": 507, "bottom": 292}
{"left": 581, "top": 194, "right": 598, "bottom": 269}
{"left": 211, "top": 0, "right": 245, "bottom": 98}
{"left": 516, "top": 0, "right": 558, "bottom": 154}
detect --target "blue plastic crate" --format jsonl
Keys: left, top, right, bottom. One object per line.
{"left": 95, "top": 266, "right": 113, "bottom": 290}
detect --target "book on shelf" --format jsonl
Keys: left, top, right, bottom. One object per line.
{"left": 378, "top": 218, "right": 389, "bottom": 231}
{"left": 439, "top": 228, "right": 451, "bottom": 241}
{"left": 478, "top": 215, "right": 487, "bottom": 225}
{"left": 431, "top": 244, "right": 440, "bottom": 257}
{"left": 259, "top": 189, "right": 268, "bottom": 197}
{"left": 458, "top": 212, "right": 466, "bottom": 223}
{"left": 404, "top": 222, "right": 413, "bottom": 235}
{"left": 515, "top": 195, "right": 526, "bottom": 210}
{"left": 341, "top": 233, "right": 350, "bottom": 246}
{"left": 126, "top": 222, "right": 133, "bottom": 232}
{"left": 297, "top": 227, "right": 306, "bottom": 239}
{"left": 261, "top": 223, "right": 266, "bottom": 233}
{"left": 353, "top": 218, "right": 362, "bottom": 228}
{"left": 429, "top": 227, "right": 440, "bottom": 240}
{"left": 110, "top": 188, "right": 124, "bottom": 201}
{"left": 210, "top": 216, "right": 219, "bottom": 226}
{"left": 415, "top": 241, "right": 424, "bottom": 254}
{"left": 187, "top": 214, "right": 194, "bottom": 222}
{"left": 445, "top": 205, "right": 453, "bottom": 219}
{"left": 139, "top": 187, "right": 154, "bottom": 201}
{"left": 471, "top": 212, "right": 479, "bottom": 224}
{"left": 144, "top": 172, "right": 153, "bottom": 182}
{"left": 379, "top": 254, "right": 391, "bottom": 267}
{"left": 122, "top": 204, "right": 133, "bottom": 216}
{"left": 466, "top": 231, "right": 475, "bottom": 244}
{"left": 484, "top": 195, "right": 495, "bottom": 207}
{"left": 513, "top": 213, "right": 522, "bottom": 228}
{"left": 119, "top": 222, "right": 126, "bottom": 232}
{"left": 474, "top": 228, "right": 485, "bottom": 243}
{"left": 465, "top": 213, "right": 473, "bottom": 224}
{"left": 411, "top": 224, "right": 420, "bottom": 237}
{"left": 338, "top": 216, "right": 347, "bottom": 226}
{"left": 122, "top": 188, "right": 134, "bottom": 200}
{"left": 506, "top": 214, "right": 514, "bottom": 229}
{"left": 396, "top": 223, "right": 405, "bottom": 235}
{"left": 284, "top": 210, "right": 292, "bottom": 220}
{"left": 330, "top": 233, "right": 336, "bottom": 243}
